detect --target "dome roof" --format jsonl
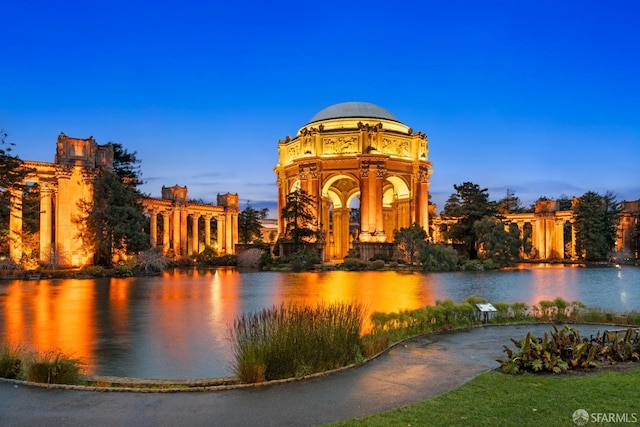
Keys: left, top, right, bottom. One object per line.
{"left": 308, "top": 102, "right": 400, "bottom": 124}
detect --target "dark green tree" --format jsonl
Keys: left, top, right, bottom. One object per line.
{"left": 0, "top": 130, "right": 32, "bottom": 257}
{"left": 557, "top": 194, "right": 573, "bottom": 211}
{"left": 573, "top": 191, "right": 620, "bottom": 261}
{"left": 281, "top": 189, "right": 316, "bottom": 249}
{"left": 497, "top": 189, "right": 524, "bottom": 214}
{"left": 443, "top": 182, "right": 498, "bottom": 259}
{"left": 79, "top": 143, "right": 150, "bottom": 267}
{"left": 238, "top": 201, "right": 268, "bottom": 244}
{"left": 112, "top": 142, "right": 144, "bottom": 188}
{"left": 473, "top": 217, "right": 522, "bottom": 266}
{"left": 419, "top": 242, "right": 460, "bottom": 271}
{"left": 393, "top": 223, "right": 427, "bottom": 265}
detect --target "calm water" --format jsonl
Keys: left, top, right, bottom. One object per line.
{"left": 1, "top": 265, "right": 638, "bottom": 379}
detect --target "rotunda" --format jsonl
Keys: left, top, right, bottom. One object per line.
{"left": 274, "top": 102, "right": 432, "bottom": 260}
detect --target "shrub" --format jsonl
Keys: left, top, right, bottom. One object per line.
{"left": 0, "top": 344, "right": 24, "bottom": 379}
{"left": 82, "top": 265, "right": 105, "bottom": 277}
{"left": 237, "top": 248, "right": 265, "bottom": 269}
{"left": 360, "top": 334, "right": 390, "bottom": 358}
{"left": 369, "top": 252, "right": 391, "bottom": 263}
{"left": 420, "top": 243, "right": 460, "bottom": 272}
{"left": 135, "top": 248, "right": 168, "bottom": 275}
{"left": 25, "top": 350, "right": 83, "bottom": 384}
{"left": 114, "top": 260, "right": 136, "bottom": 277}
{"left": 498, "top": 324, "right": 640, "bottom": 375}
{"left": 231, "top": 303, "right": 364, "bottom": 382}
{"left": 460, "top": 259, "right": 485, "bottom": 271}
{"left": 258, "top": 251, "right": 274, "bottom": 269}
{"left": 287, "top": 247, "right": 321, "bottom": 271}
{"left": 370, "top": 259, "right": 385, "bottom": 270}
{"left": 342, "top": 257, "right": 368, "bottom": 271}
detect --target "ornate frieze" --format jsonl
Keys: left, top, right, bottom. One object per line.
{"left": 286, "top": 143, "right": 301, "bottom": 163}
{"left": 381, "top": 137, "right": 409, "bottom": 157}
{"left": 323, "top": 136, "right": 358, "bottom": 154}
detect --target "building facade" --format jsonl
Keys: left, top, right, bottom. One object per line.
{"left": 7, "top": 134, "right": 238, "bottom": 268}
{"left": 9, "top": 134, "right": 113, "bottom": 267}
{"left": 274, "top": 102, "right": 432, "bottom": 260}
{"left": 142, "top": 188, "right": 239, "bottom": 257}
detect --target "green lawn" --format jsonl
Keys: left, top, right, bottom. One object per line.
{"left": 326, "top": 368, "right": 640, "bottom": 426}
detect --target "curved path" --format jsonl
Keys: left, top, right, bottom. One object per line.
{"left": 0, "top": 324, "right": 609, "bottom": 427}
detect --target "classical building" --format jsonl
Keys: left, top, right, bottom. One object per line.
{"left": 7, "top": 134, "right": 239, "bottom": 268}
{"left": 274, "top": 102, "right": 432, "bottom": 260}
{"left": 142, "top": 188, "right": 239, "bottom": 257}
{"left": 9, "top": 133, "right": 113, "bottom": 267}
{"left": 431, "top": 198, "right": 640, "bottom": 261}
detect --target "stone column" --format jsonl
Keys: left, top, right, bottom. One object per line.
{"left": 374, "top": 165, "right": 386, "bottom": 242}
{"left": 217, "top": 214, "right": 226, "bottom": 254}
{"left": 230, "top": 210, "right": 238, "bottom": 254}
{"left": 335, "top": 207, "right": 351, "bottom": 259}
{"left": 417, "top": 178, "right": 430, "bottom": 233}
{"left": 190, "top": 214, "right": 200, "bottom": 255}
{"left": 55, "top": 167, "right": 73, "bottom": 266}
{"left": 39, "top": 184, "right": 54, "bottom": 265}
{"left": 204, "top": 215, "right": 211, "bottom": 248}
{"left": 359, "top": 163, "right": 371, "bottom": 242}
{"left": 149, "top": 209, "right": 157, "bottom": 248}
{"left": 180, "top": 209, "right": 188, "bottom": 257}
{"left": 552, "top": 219, "right": 565, "bottom": 259}
{"left": 9, "top": 188, "right": 23, "bottom": 263}
{"left": 332, "top": 208, "right": 341, "bottom": 260}
{"left": 162, "top": 212, "right": 170, "bottom": 254}
{"left": 172, "top": 209, "right": 180, "bottom": 256}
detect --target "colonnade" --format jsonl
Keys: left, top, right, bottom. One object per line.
{"left": 142, "top": 189, "right": 239, "bottom": 257}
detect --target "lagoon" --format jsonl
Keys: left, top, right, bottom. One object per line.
{"left": 1, "top": 264, "right": 638, "bottom": 379}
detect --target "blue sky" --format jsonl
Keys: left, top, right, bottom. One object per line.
{"left": 2, "top": 1, "right": 639, "bottom": 216}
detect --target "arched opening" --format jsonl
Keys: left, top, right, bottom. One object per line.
{"left": 322, "top": 174, "right": 360, "bottom": 259}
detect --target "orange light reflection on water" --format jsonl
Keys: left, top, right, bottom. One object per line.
{"left": 519, "top": 264, "right": 580, "bottom": 307}
{"left": 268, "top": 271, "right": 438, "bottom": 331}
{"left": 2, "top": 279, "right": 96, "bottom": 368}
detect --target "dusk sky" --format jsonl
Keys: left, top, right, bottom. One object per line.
{"left": 3, "top": 1, "right": 639, "bottom": 216}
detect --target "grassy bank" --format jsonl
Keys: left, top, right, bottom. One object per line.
{"left": 0, "top": 345, "right": 83, "bottom": 384}
{"left": 326, "top": 368, "right": 640, "bottom": 426}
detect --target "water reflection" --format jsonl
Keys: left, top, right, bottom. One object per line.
{"left": 3, "top": 279, "right": 96, "bottom": 367}
{"left": 0, "top": 266, "right": 638, "bottom": 379}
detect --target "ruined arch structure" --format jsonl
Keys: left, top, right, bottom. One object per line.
{"left": 274, "top": 102, "right": 432, "bottom": 260}
{"left": 8, "top": 134, "right": 239, "bottom": 268}
{"left": 9, "top": 134, "right": 113, "bottom": 267}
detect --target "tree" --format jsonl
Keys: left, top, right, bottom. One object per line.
{"left": 497, "top": 189, "right": 524, "bottom": 214}
{"left": 0, "top": 130, "right": 31, "bottom": 258}
{"left": 394, "top": 223, "right": 427, "bottom": 265}
{"left": 443, "top": 182, "right": 498, "bottom": 259}
{"left": 557, "top": 194, "right": 573, "bottom": 211}
{"left": 573, "top": 191, "right": 620, "bottom": 261}
{"left": 419, "top": 242, "right": 459, "bottom": 271}
{"left": 78, "top": 143, "right": 150, "bottom": 267}
{"left": 281, "top": 189, "right": 316, "bottom": 248}
{"left": 473, "top": 217, "right": 522, "bottom": 266}
{"left": 238, "top": 201, "right": 268, "bottom": 244}
{"left": 112, "top": 142, "right": 144, "bottom": 188}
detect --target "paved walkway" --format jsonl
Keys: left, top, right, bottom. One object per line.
{"left": 0, "top": 324, "right": 610, "bottom": 427}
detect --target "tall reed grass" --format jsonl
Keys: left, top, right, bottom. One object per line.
{"left": 230, "top": 302, "right": 365, "bottom": 382}
{"left": 0, "top": 345, "right": 83, "bottom": 384}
